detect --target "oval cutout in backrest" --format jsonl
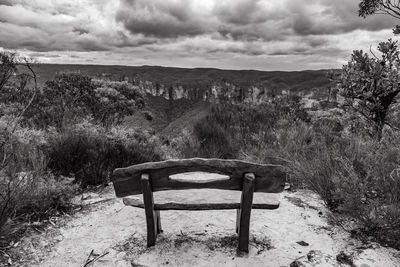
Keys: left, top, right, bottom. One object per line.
{"left": 169, "top": 171, "right": 230, "bottom": 183}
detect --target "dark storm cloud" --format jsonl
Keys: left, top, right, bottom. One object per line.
{"left": 0, "top": 0, "right": 12, "bottom": 6}
{"left": 73, "top": 27, "right": 90, "bottom": 35}
{"left": 289, "top": 0, "right": 397, "bottom": 35}
{"left": 116, "top": 0, "right": 211, "bottom": 38}
{"left": 117, "top": 0, "right": 397, "bottom": 40}
{"left": 213, "top": 0, "right": 271, "bottom": 25}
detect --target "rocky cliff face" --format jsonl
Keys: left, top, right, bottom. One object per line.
{"left": 132, "top": 79, "right": 283, "bottom": 104}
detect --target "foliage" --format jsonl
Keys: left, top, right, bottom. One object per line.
{"left": 193, "top": 115, "right": 238, "bottom": 158}
{"left": 169, "top": 129, "right": 201, "bottom": 159}
{"left": 359, "top": 0, "right": 400, "bottom": 33}
{"left": 0, "top": 52, "right": 17, "bottom": 91}
{"left": 47, "top": 121, "right": 164, "bottom": 186}
{"left": 28, "top": 72, "right": 97, "bottom": 128}
{"left": 0, "top": 52, "right": 44, "bottom": 234}
{"left": 242, "top": 115, "right": 400, "bottom": 248}
{"left": 20, "top": 73, "right": 144, "bottom": 128}
{"left": 173, "top": 97, "right": 400, "bottom": 249}
{"left": 0, "top": 125, "right": 77, "bottom": 235}
{"left": 92, "top": 79, "right": 144, "bottom": 127}
{"left": 179, "top": 97, "right": 309, "bottom": 159}
{"left": 340, "top": 39, "right": 400, "bottom": 139}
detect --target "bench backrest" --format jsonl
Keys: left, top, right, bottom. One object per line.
{"left": 112, "top": 158, "right": 286, "bottom": 197}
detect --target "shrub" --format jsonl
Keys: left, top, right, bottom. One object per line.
{"left": 1, "top": 173, "right": 77, "bottom": 222}
{"left": 0, "top": 125, "right": 77, "bottom": 235}
{"left": 47, "top": 121, "right": 164, "bottom": 186}
{"left": 273, "top": 124, "right": 400, "bottom": 247}
{"left": 92, "top": 79, "right": 144, "bottom": 127}
{"left": 238, "top": 109, "right": 400, "bottom": 248}
{"left": 20, "top": 74, "right": 144, "bottom": 129}
{"left": 169, "top": 129, "right": 201, "bottom": 159}
{"left": 193, "top": 116, "right": 238, "bottom": 158}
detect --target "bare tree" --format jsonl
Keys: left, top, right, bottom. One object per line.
{"left": 0, "top": 52, "right": 38, "bottom": 230}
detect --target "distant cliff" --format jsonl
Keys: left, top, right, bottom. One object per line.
{"left": 32, "top": 64, "right": 333, "bottom": 103}
{"left": 132, "top": 79, "right": 277, "bottom": 103}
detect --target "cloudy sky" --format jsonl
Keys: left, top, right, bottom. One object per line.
{"left": 0, "top": 0, "right": 399, "bottom": 70}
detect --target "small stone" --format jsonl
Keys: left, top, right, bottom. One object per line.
{"left": 307, "top": 250, "right": 323, "bottom": 263}
{"left": 54, "top": 235, "right": 63, "bottom": 241}
{"left": 296, "top": 241, "right": 309, "bottom": 246}
{"left": 336, "top": 251, "right": 354, "bottom": 266}
{"left": 284, "top": 182, "right": 291, "bottom": 190}
{"left": 290, "top": 260, "right": 306, "bottom": 267}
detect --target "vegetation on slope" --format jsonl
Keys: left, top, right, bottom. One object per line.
{"left": 28, "top": 64, "right": 331, "bottom": 96}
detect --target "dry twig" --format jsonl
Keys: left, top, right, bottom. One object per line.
{"left": 83, "top": 250, "right": 109, "bottom": 267}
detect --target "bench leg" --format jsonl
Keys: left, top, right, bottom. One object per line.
{"left": 236, "top": 208, "right": 240, "bottom": 233}
{"left": 238, "top": 173, "right": 255, "bottom": 253}
{"left": 141, "top": 174, "right": 157, "bottom": 247}
{"left": 156, "top": 210, "right": 163, "bottom": 233}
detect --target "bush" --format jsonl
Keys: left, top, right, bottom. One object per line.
{"left": 193, "top": 116, "right": 238, "bottom": 158}
{"left": 0, "top": 125, "right": 77, "bottom": 235}
{"left": 260, "top": 122, "right": 400, "bottom": 248}
{"left": 47, "top": 121, "right": 164, "bottom": 186}
{"left": 20, "top": 74, "right": 144, "bottom": 129}
{"left": 165, "top": 129, "right": 199, "bottom": 159}
{"left": 1, "top": 173, "right": 77, "bottom": 222}
{"left": 235, "top": 104, "right": 400, "bottom": 249}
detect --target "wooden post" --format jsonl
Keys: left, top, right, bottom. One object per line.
{"left": 141, "top": 173, "right": 157, "bottom": 247}
{"left": 238, "top": 173, "right": 255, "bottom": 253}
{"left": 156, "top": 210, "right": 163, "bottom": 233}
{"left": 236, "top": 208, "right": 240, "bottom": 233}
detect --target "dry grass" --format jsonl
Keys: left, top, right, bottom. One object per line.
{"left": 115, "top": 231, "right": 273, "bottom": 260}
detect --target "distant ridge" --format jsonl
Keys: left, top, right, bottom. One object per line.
{"left": 29, "top": 64, "right": 334, "bottom": 94}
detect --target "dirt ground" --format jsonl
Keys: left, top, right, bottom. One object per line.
{"left": 3, "top": 172, "right": 400, "bottom": 267}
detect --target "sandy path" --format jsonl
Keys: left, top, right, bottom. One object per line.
{"left": 10, "top": 173, "right": 400, "bottom": 267}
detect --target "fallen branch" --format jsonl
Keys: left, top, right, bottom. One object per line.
{"left": 83, "top": 250, "right": 109, "bottom": 267}
{"left": 83, "top": 249, "right": 93, "bottom": 266}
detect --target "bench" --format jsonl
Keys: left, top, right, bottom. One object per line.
{"left": 112, "top": 158, "right": 286, "bottom": 252}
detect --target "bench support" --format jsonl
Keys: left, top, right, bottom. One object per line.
{"left": 141, "top": 172, "right": 256, "bottom": 251}
{"left": 141, "top": 173, "right": 159, "bottom": 247}
{"left": 236, "top": 208, "right": 240, "bottom": 233}
{"left": 156, "top": 210, "right": 162, "bottom": 233}
{"left": 238, "top": 173, "right": 255, "bottom": 252}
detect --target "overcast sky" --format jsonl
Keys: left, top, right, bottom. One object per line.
{"left": 0, "top": 0, "right": 399, "bottom": 70}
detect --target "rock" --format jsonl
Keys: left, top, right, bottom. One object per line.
{"left": 54, "top": 235, "right": 64, "bottom": 242}
{"left": 296, "top": 241, "right": 309, "bottom": 246}
{"left": 290, "top": 260, "right": 306, "bottom": 267}
{"left": 82, "top": 192, "right": 99, "bottom": 200}
{"left": 284, "top": 182, "right": 291, "bottom": 190}
{"left": 307, "top": 250, "right": 323, "bottom": 263}
{"left": 131, "top": 262, "right": 148, "bottom": 267}
{"left": 371, "top": 243, "right": 378, "bottom": 249}
{"left": 336, "top": 251, "right": 354, "bottom": 266}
